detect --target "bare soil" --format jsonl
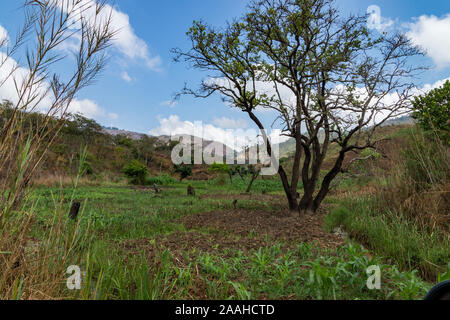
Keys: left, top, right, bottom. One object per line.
{"left": 179, "top": 209, "right": 344, "bottom": 250}
{"left": 119, "top": 208, "right": 345, "bottom": 272}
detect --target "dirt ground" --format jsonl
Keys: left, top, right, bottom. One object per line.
{"left": 120, "top": 205, "right": 345, "bottom": 271}
{"left": 180, "top": 209, "right": 343, "bottom": 249}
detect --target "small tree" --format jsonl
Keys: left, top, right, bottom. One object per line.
{"left": 412, "top": 80, "right": 450, "bottom": 140}
{"left": 137, "top": 135, "right": 156, "bottom": 166}
{"left": 233, "top": 165, "right": 247, "bottom": 181}
{"left": 123, "top": 160, "right": 148, "bottom": 185}
{"left": 246, "top": 164, "right": 261, "bottom": 193}
{"left": 174, "top": 164, "right": 193, "bottom": 182}
{"left": 208, "top": 162, "right": 233, "bottom": 183}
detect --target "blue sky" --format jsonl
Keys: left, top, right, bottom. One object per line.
{"left": 1, "top": 0, "right": 449, "bottom": 144}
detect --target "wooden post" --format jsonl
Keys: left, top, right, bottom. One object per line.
{"left": 69, "top": 202, "right": 81, "bottom": 220}
{"left": 187, "top": 185, "right": 195, "bottom": 196}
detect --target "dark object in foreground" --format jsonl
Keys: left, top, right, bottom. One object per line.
{"left": 153, "top": 183, "right": 161, "bottom": 193}
{"left": 69, "top": 202, "right": 81, "bottom": 220}
{"left": 187, "top": 185, "right": 195, "bottom": 196}
{"left": 425, "top": 281, "right": 450, "bottom": 300}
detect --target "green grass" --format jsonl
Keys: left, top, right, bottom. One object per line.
{"left": 23, "top": 179, "right": 435, "bottom": 300}
{"left": 325, "top": 197, "right": 450, "bottom": 281}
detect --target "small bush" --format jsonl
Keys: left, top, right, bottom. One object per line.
{"left": 173, "top": 164, "right": 192, "bottom": 182}
{"left": 81, "top": 161, "right": 94, "bottom": 175}
{"left": 146, "top": 174, "right": 177, "bottom": 186}
{"left": 123, "top": 160, "right": 148, "bottom": 185}
{"left": 412, "top": 80, "right": 450, "bottom": 140}
{"left": 324, "top": 207, "right": 351, "bottom": 232}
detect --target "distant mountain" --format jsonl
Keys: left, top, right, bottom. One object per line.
{"left": 272, "top": 116, "right": 415, "bottom": 158}
{"left": 102, "top": 127, "right": 236, "bottom": 161}
{"left": 382, "top": 115, "right": 415, "bottom": 126}
{"left": 102, "top": 128, "right": 147, "bottom": 140}
{"left": 102, "top": 115, "right": 414, "bottom": 163}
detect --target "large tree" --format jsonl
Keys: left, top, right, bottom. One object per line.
{"left": 173, "top": 0, "right": 423, "bottom": 214}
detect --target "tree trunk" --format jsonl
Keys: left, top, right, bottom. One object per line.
{"left": 279, "top": 167, "right": 299, "bottom": 211}
{"left": 299, "top": 187, "right": 315, "bottom": 215}
{"left": 313, "top": 151, "right": 345, "bottom": 211}
{"left": 247, "top": 109, "right": 300, "bottom": 212}
{"left": 246, "top": 173, "right": 258, "bottom": 193}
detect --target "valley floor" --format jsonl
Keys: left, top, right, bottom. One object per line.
{"left": 27, "top": 178, "right": 436, "bottom": 300}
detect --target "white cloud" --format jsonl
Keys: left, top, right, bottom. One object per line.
{"left": 0, "top": 50, "right": 112, "bottom": 121}
{"left": 415, "top": 77, "right": 450, "bottom": 95}
{"left": 121, "top": 71, "right": 132, "bottom": 83}
{"left": 0, "top": 24, "right": 9, "bottom": 45}
{"left": 149, "top": 115, "right": 194, "bottom": 136}
{"left": 108, "top": 112, "right": 118, "bottom": 120}
{"left": 67, "top": 98, "right": 105, "bottom": 118}
{"left": 106, "top": 4, "right": 162, "bottom": 71}
{"left": 160, "top": 100, "right": 178, "bottom": 108}
{"left": 56, "top": 0, "right": 162, "bottom": 71}
{"left": 406, "top": 14, "right": 450, "bottom": 68}
{"left": 213, "top": 117, "right": 247, "bottom": 129}
{"left": 208, "top": 77, "right": 296, "bottom": 113}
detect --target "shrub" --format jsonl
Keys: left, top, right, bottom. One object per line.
{"left": 208, "top": 163, "right": 232, "bottom": 174}
{"left": 173, "top": 164, "right": 192, "bottom": 182}
{"left": 146, "top": 174, "right": 177, "bottom": 186}
{"left": 412, "top": 80, "right": 450, "bottom": 140}
{"left": 81, "top": 161, "right": 94, "bottom": 176}
{"left": 208, "top": 162, "right": 233, "bottom": 182}
{"left": 324, "top": 207, "right": 351, "bottom": 232}
{"left": 123, "top": 160, "right": 148, "bottom": 185}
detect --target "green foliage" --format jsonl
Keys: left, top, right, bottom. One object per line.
{"left": 136, "top": 135, "right": 156, "bottom": 165}
{"left": 438, "top": 264, "right": 450, "bottom": 283}
{"left": 146, "top": 174, "right": 177, "bottom": 186}
{"left": 26, "top": 181, "right": 435, "bottom": 300}
{"left": 324, "top": 207, "right": 351, "bottom": 232}
{"left": 195, "top": 243, "right": 430, "bottom": 300}
{"left": 123, "top": 160, "right": 148, "bottom": 185}
{"left": 208, "top": 162, "right": 232, "bottom": 175}
{"left": 173, "top": 164, "right": 192, "bottom": 181}
{"left": 412, "top": 80, "right": 450, "bottom": 139}
{"left": 81, "top": 161, "right": 94, "bottom": 176}
{"left": 360, "top": 148, "right": 382, "bottom": 160}
{"left": 116, "top": 135, "right": 138, "bottom": 159}
{"left": 62, "top": 114, "right": 104, "bottom": 143}
{"left": 328, "top": 199, "right": 450, "bottom": 280}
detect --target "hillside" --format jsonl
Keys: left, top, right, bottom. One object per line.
{"left": 275, "top": 116, "right": 416, "bottom": 158}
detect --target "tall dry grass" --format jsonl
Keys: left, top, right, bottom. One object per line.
{"left": 378, "top": 127, "right": 449, "bottom": 233}
{"left": 0, "top": 182, "right": 91, "bottom": 299}
{"left": 0, "top": 0, "right": 115, "bottom": 299}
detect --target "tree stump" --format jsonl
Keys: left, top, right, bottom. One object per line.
{"left": 69, "top": 202, "right": 81, "bottom": 220}
{"left": 233, "top": 199, "right": 238, "bottom": 209}
{"left": 187, "top": 185, "right": 195, "bottom": 196}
